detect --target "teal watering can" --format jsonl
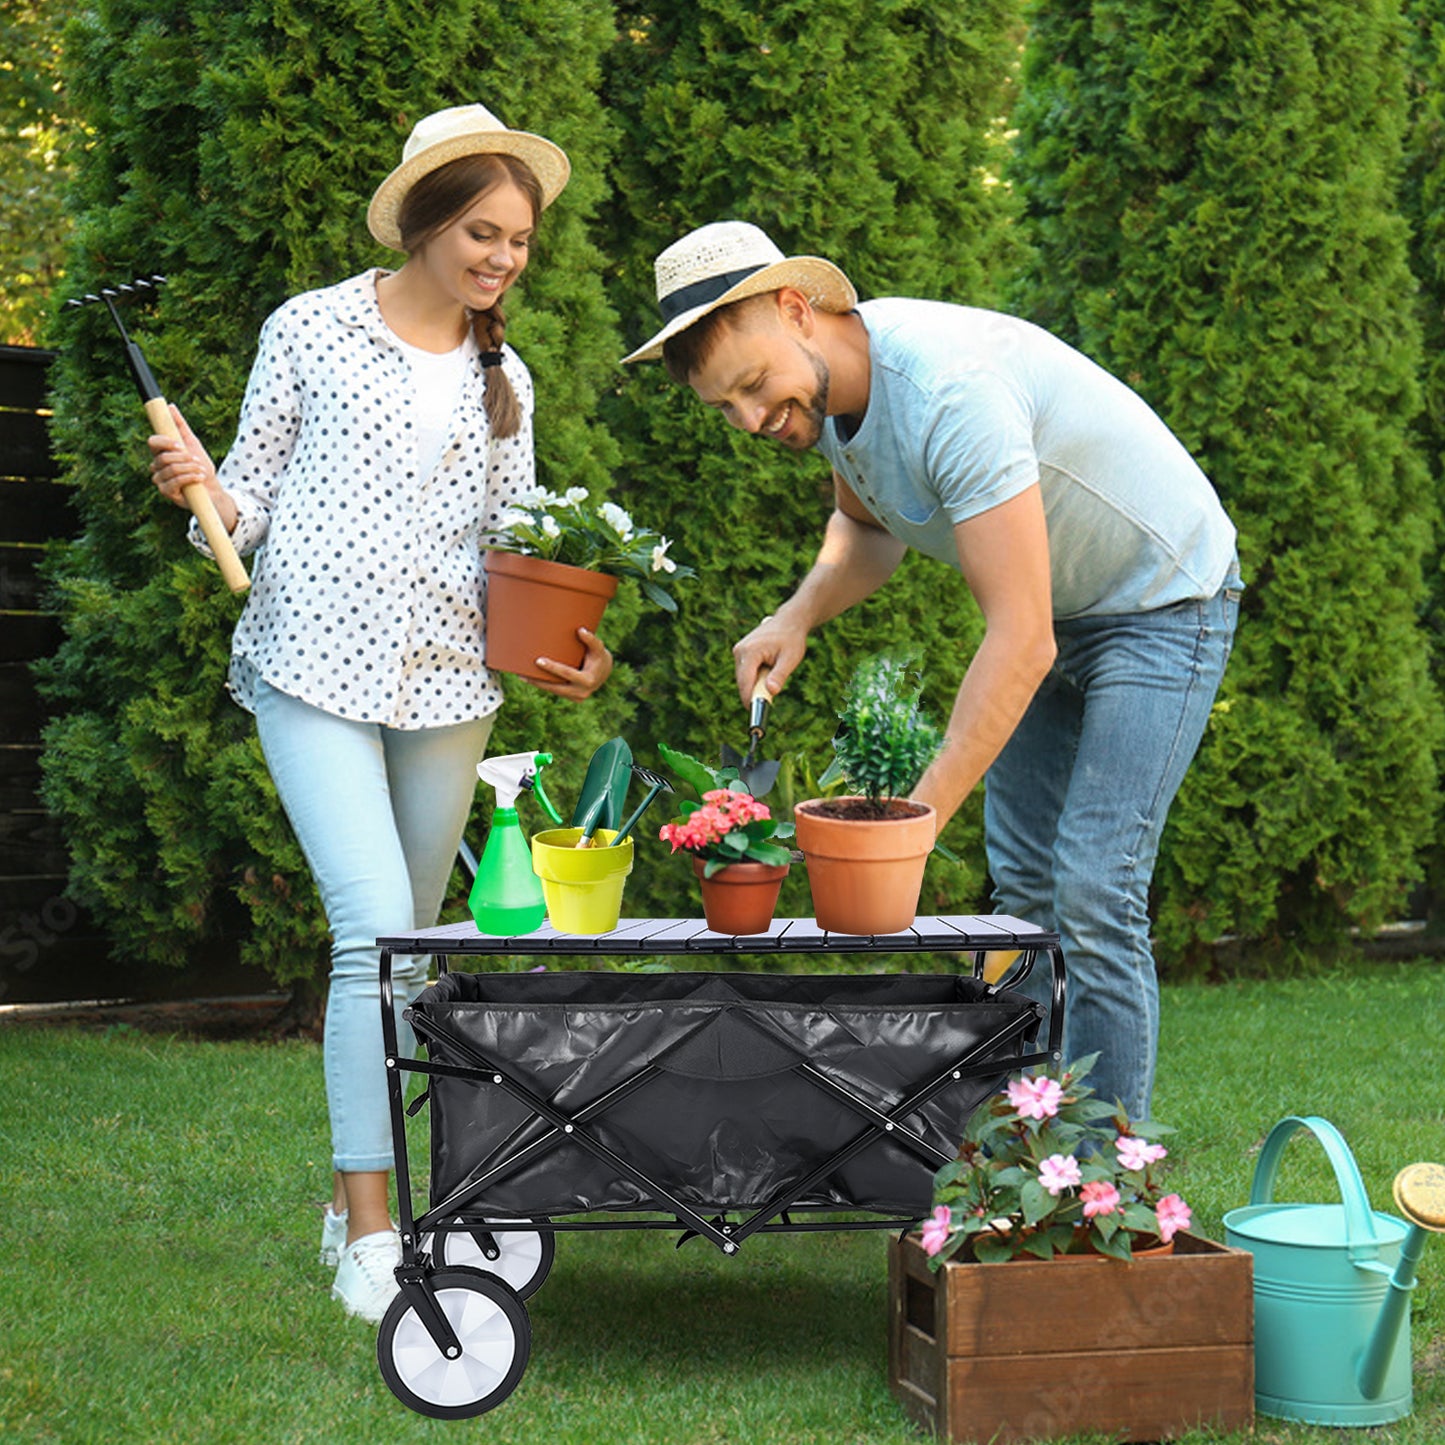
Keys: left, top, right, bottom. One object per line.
{"left": 1224, "top": 1116, "right": 1445, "bottom": 1427}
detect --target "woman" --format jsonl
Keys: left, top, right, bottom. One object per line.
{"left": 148, "top": 104, "right": 611, "bottom": 1322}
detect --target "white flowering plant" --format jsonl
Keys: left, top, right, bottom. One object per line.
{"left": 920, "top": 1054, "right": 1192, "bottom": 1266}
{"left": 491, "top": 487, "right": 694, "bottom": 613}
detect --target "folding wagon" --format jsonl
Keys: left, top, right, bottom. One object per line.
{"left": 373, "top": 914, "right": 1065, "bottom": 1419}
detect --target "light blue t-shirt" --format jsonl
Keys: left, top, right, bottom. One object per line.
{"left": 816, "top": 299, "right": 1237, "bottom": 618}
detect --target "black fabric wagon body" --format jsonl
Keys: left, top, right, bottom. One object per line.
{"left": 413, "top": 969, "right": 1044, "bottom": 1218}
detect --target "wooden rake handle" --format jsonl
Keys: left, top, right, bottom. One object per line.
{"left": 144, "top": 397, "right": 249, "bottom": 594}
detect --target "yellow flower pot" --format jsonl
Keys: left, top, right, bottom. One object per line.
{"left": 530, "top": 827, "right": 633, "bottom": 934}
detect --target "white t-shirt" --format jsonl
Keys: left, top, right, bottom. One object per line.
{"left": 391, "top": 330, "right": 475, "bottom": 483}
{"left": 817, "top": 299, "right": 1237, "bottom": 618}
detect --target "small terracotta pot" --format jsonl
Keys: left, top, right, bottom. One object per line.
{"left": 793, "top": 796, "right": 936, "bottom": 935}
{"left": 693, "top": 857, "right": 790, "bottom": 935}
{"left": 1032, "top": 1234, "right": 1177, "bottom": 1263}
{"left": 952, "top": 1227, "right": 1176, "bottom": 1265}
{"left": 484, "top": 551, "right": 618, "bottom": 681}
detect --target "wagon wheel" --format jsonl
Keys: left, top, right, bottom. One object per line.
{"left": 427, "top": 1217, "right": 555, "bottom": 1299}
{"left": 377, "top": 1267, "right": 530, "bottom": 1420}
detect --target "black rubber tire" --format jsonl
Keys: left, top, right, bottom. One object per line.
{"left": 376, "top": 1267, "right": 530, "bottom": 1420}
{"left": 429, "top": 1217, "right": 555, "bottom": 1300}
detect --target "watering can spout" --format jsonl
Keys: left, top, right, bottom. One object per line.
{"left": 1356, "top": 1163, "right": 1445, "bottom": 1400}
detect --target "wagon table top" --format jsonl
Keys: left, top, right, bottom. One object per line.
{"left": 377, "top": 915, "right": 1058, "bottom": 957}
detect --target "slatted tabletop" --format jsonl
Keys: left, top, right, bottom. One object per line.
{"left": 378, "top": 914, "right": 1059, "bottom": 957}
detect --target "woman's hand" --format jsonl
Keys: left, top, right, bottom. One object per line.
{"left": 527, "top": 627, "right": 613, "bottom": 700}
{"left": 147, "top": 404, "right": 237, "bottom": 531}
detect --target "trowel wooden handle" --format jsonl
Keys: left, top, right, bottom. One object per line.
{"left": 144, "top": 396, "right": 250, "bottom": 594}
{"left": 748, "top": 665, "right": 773, "bottom": 738}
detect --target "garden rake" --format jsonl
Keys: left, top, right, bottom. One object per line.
{"left": 608, "top": 765, "right": 674, "bottom": 846}
{"left": 66, "top": 274, "right": 249, "bottom": 593}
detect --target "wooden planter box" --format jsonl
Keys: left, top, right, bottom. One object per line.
{"left": 889, "top": 1231, "right": 1254, "bottom": 1443}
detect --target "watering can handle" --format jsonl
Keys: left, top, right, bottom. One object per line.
{"left": 1250, "top": 1115, "right": 1386, "bottom": 1265}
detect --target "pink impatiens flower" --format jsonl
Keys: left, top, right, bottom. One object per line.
{"left": 659, "top": 789, "right": 772, "bottom": 856}
{"left": 1155, "top": 1193, "right": 1192, "bottom": 1242}
{"left": 1037, "top": 1153, "right": 1082, "bottom": 1195}
{"left": 1007, "top": 1074, "right": 1064, "bottom": 1121}
{"left": 920, "top": 1204, "right": 953, "bottom": 1257}
{"left": 1080, "top": 1180, "right": 1121, "bottom": 1218}
{"left": 1115, "top": 1134, "right": 1168, "bottom": 1171}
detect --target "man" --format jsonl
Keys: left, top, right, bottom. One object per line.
{"left": 624, "top": 221, "right": 1240, "bottom": 1120}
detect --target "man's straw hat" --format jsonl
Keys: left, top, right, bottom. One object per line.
{"left": 623, "top": 221, "right": 857, "bottom": 364}
{"left": 368, "top": 104, "right": 570, "bottom": 251}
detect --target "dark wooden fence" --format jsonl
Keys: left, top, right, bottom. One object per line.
{"left": 0, "top": 344, "right": 270, "bottom": 1007}
{"left": 0, "top": 342, "right": 95, "bottom": 1003}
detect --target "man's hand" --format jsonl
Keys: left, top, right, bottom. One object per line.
{"left": 733, "top": 613, "right": 807, "bottom": 707}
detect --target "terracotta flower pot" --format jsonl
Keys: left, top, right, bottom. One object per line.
{"left": 792, "top": 796, "right": 936, "bottom": 935}
{"left": 484, "top": 551, "right": 618, "bottom": 682}
{"left": 692, "top": 857, "right": 790, "bottom": 935}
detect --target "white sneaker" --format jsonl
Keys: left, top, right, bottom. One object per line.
{"left": 319, "top": 1205, "right": 348, "bottom": 1268}
{"left": 332, "top": 1229, "right": 402, "bottom": 1323}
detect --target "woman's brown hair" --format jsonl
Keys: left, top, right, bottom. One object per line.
{"left": 397, "top": 152, "right": 544, "bottom": 438}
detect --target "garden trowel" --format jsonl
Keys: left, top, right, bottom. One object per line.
{"left": 716, "top": 667, "right": 781, "bottom": 797}
{"left": 570, "top": 737, "right": 633, "bottom": 847}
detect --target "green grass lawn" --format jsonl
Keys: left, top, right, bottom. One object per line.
{"left": 1, "top": 958, "right": 1442, "bottom": 1444}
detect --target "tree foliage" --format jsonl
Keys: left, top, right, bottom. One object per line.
{"left": 33, "top": 0, "right": 1445, "bottom": 977}
{"left": 1011, "top": 0, "right": 1441, "bottom": 958}
{"left": 0, "top": 0, "right": 78, "bottom": 343}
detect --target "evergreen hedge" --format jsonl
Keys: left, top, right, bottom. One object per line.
{"left": 36, "top": 0, "right": 1445, "bottom": 983}
{"left": 1402, "top": 0, "right": 1445, "bottom": 923}
{"left": 38, "top": 0, "right": 628, "bottom": 993}
{"left": 1011, "top": 0, "right": 1441, "bottom": 959}
{"left": 600, "top": 0, "right": 1026, "bottom": 921}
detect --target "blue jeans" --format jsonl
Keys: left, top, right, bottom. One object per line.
{"left": 984, "top": 572, "right": 1240, "bottom": 1120}
{"left": 254, "top": 681, "right": 493, "bottom": 1172}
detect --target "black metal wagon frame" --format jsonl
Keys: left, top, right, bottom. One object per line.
{"left": 375, "top": 914, "right": 1064, "bottom": 1419}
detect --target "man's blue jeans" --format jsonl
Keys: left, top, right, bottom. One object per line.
{"left": 254, "top": 680, "right": 493, "bottom": 1173}
{"left": 984, "top": 571, "right": 1240, "bottom": 1120}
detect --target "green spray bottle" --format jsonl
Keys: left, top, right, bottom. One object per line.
{"left": 469, "top": 751, "right": 561, "bottom": 935}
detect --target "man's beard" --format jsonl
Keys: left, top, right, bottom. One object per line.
{"left": 781, "top": 344, "right": 830, "bottom": 449}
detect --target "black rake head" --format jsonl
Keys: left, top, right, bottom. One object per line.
{"left": 66, "top": 274, "right": 168, "bottom": 343}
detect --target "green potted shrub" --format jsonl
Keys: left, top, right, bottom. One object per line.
{"left": 793, "top": 652, "right": 944, "bottom": 934}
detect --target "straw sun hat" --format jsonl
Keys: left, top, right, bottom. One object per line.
{"left": 367, "top": 103, "right": 571, "bottom": 251}
{"left": 623, "top": 221, "right": 857, "bottom": 364}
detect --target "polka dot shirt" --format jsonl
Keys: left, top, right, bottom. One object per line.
{"left": 192, "top": 269, "right": 533, "bottom": 728}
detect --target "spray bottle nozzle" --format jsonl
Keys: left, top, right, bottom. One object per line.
{"left": 477, "top": 751, "right": 562, "bottom": 821}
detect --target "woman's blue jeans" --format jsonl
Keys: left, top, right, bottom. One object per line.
{"left": 254, "top": 681, "right": 493, "bottom": 1173}
{"left": 984, "top": 572, "right": 1240, "bottom": 1121}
